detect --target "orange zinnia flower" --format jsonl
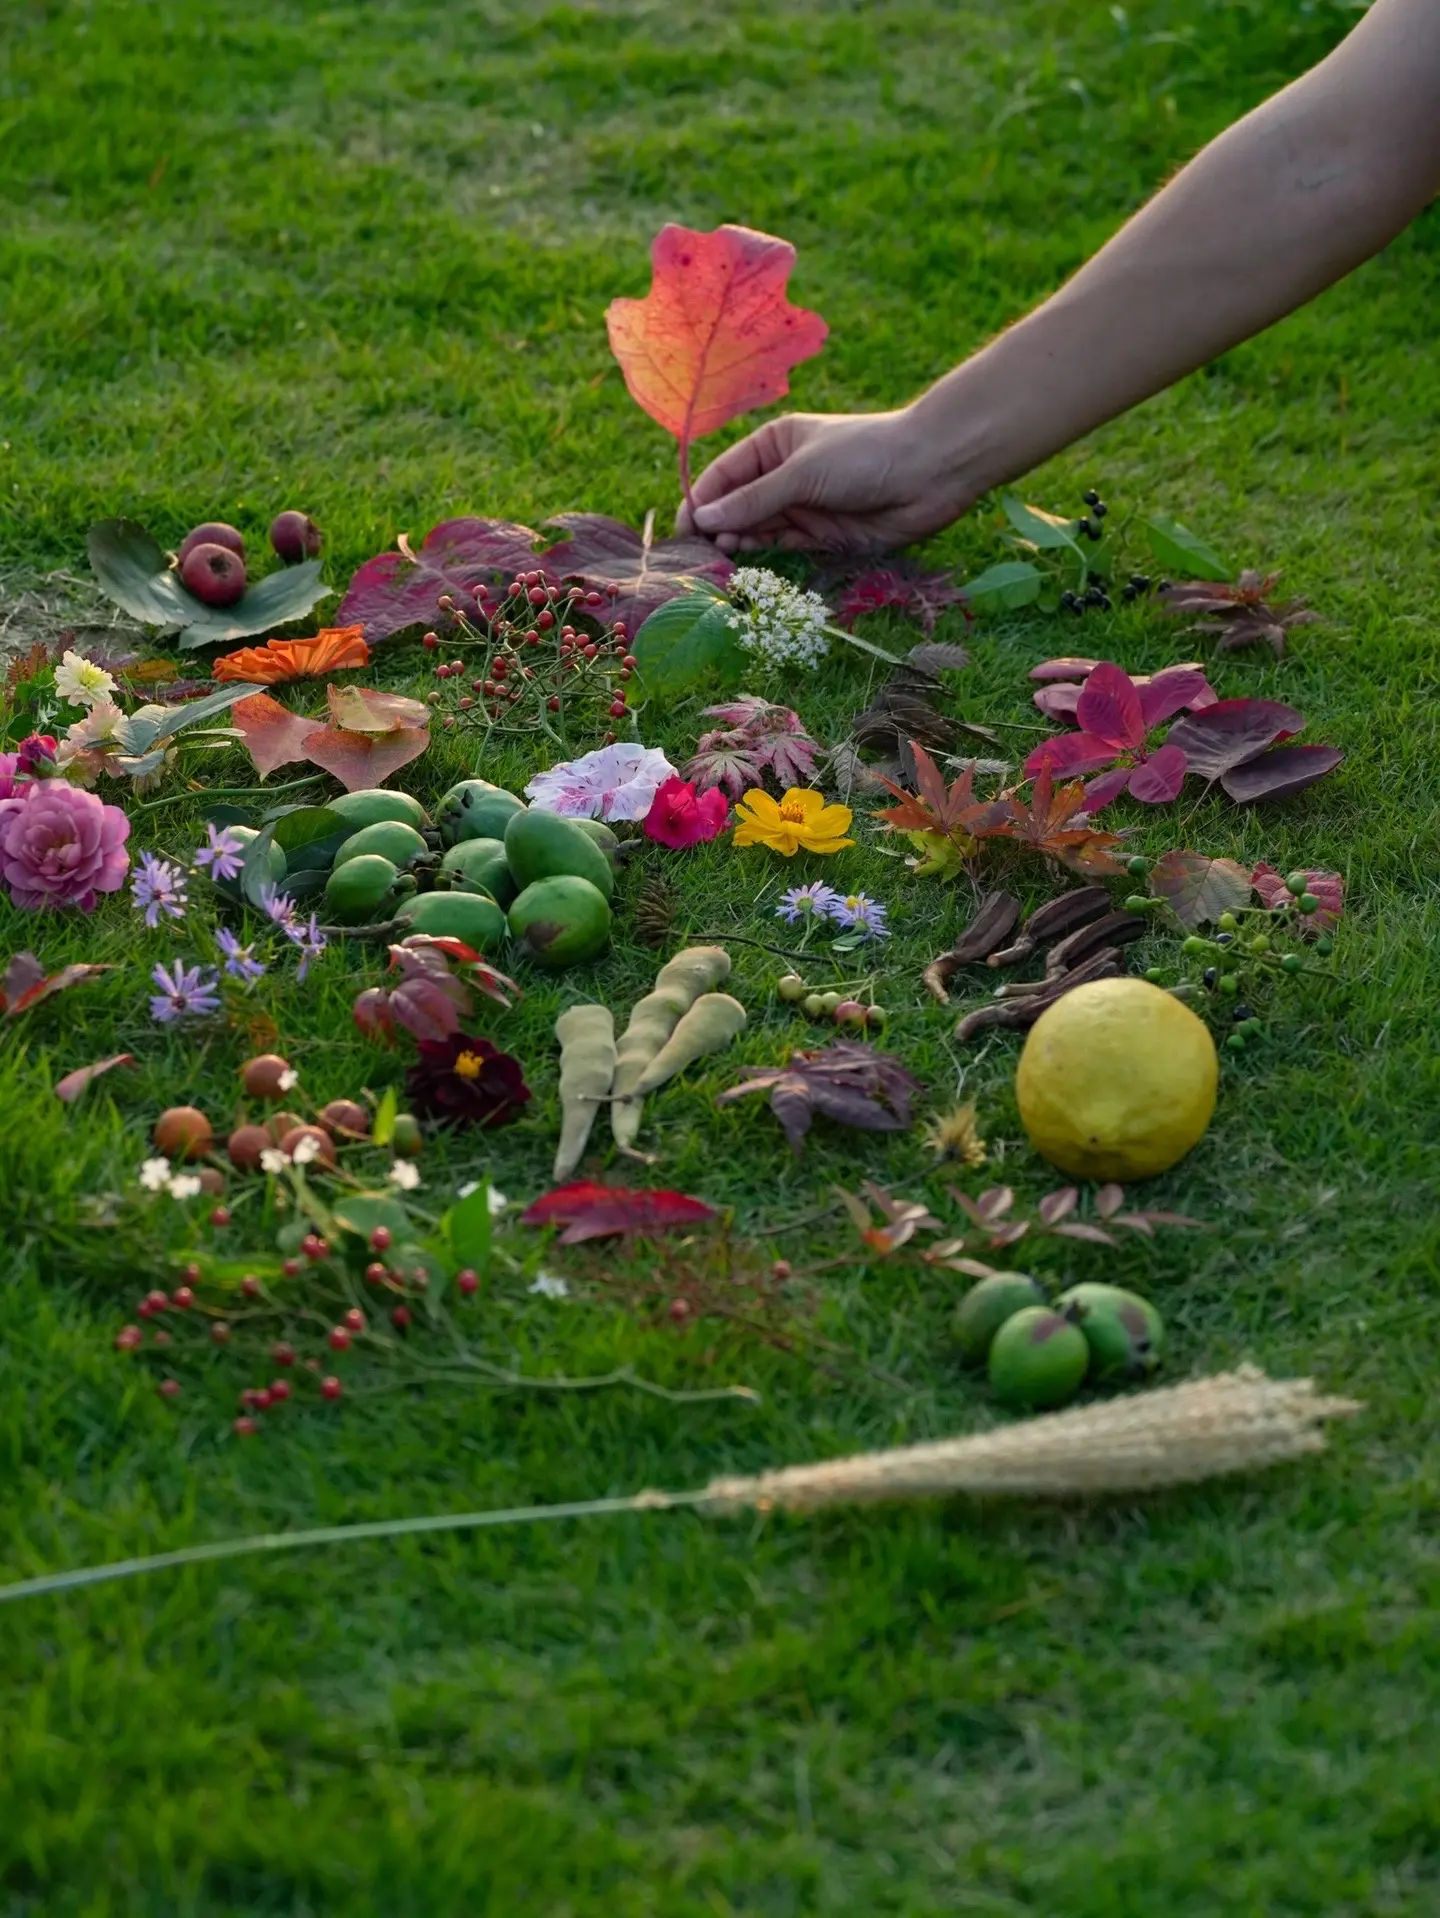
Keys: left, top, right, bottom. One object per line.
{"left": 732, "top": 786, "right": 854, "bottom": 857}
{"left": 212, "top": 625, "right": 369, "bottom": 684}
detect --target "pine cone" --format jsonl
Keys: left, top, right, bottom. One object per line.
{"left": 634, "top": 871, "right": 680, "bottom": 948}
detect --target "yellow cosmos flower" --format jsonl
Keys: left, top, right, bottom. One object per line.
{"left": 733, "top": 786, "right": 854, "bottom": 857}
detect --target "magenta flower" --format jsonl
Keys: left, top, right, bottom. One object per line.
{"left": 0, "top": 754, "right": 25, "bottom": 801}
{"left": 15, "top": 734, "right": 57, "bottom": 776}
{"left": 642, "top": 776, "right": 729, "bottom": 848}
{"left": 1024, "top": 662, "right": 1210, "bottom": 808}
{"left": 0, "top": 780, "right": 131, "bottom": 910}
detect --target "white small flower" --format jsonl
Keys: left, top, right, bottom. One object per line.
{"left": 458, "top": 1181, "right": 508, "bottom": 1214}
{"left": 726, "top": 567, "right": 830, "bottom": 672}
{"left": 528, "top": 1271, "right": 570, "bottom": 1300}
{"left": 259, "top": 1147, "right": 290, "bottom": 1175}
{"left": 138, "top": 1157, "right": 172, "bottom": 1192}
{"left": 54, "top": 649, "right": 118, "bottom": 709}
{"left": 278, "top": 1067, "right": 299, "bottom": 1092}
{"left": 290, "top": 1133, "right": 322, "bottom": 1167}
{"left": 389, "top": 1160, "right": 421, "bottom": 1190}
{"left": 166, "top": 1173, "right": 202, "bottom": 1200}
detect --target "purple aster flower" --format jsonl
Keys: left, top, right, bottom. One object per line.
{"left": 215, "top": 927, "right": 266, "bottom": 983}
{"left": 776, "top": 882, "right": 843, "bottom": 926}
{"left": 834, "top": 892, "right": 890, "bottom": 940}
{"left": 288, "top": 911, "right": 327, "bottom": 982}
{"left": 193, "top": 823, "right": 247, "bottom": 882}
{"left": 149, "top": 958, "right": 221, "bottom": 1024}
{"left": 130, "top": 852, "right": 190, "bottom": 929}
{"left": 258, "top": 883, "right": 303, "bottom": 938}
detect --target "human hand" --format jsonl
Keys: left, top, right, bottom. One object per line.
{"left": 674, "top": 408, "right": 977, "bottom": 553}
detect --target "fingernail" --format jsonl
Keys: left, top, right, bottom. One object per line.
{"left": 693, "top": 503, "right": 721, "bottom": 530}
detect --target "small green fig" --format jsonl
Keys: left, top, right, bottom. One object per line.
{"left": 987, "top": 1307, "right": 1089, "bottom": 1408}
{"left": 1055, "top": 1283, "right": 1164, "bottom": 1382}
{"left": 952, "top": 1272, "right": 1045, "bottom": 1366}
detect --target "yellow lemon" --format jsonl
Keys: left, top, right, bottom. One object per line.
{"left": 1015, "top": 977, "right": 1217, "bottom": 1181}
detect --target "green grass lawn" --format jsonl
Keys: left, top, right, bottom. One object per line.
{"left": 3, "top": 0, "right": 1440, "bottom": 1910}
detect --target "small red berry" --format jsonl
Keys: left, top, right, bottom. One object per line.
{"left": 772, "top": 1259, "right": 793, "bottom": 1281}
{"left": 233, "top": 1415, "right": 258, "bottom": 1437}
{"left": 209, "top": 1205, "right": 231, "bottom": 1228}
{"left": 527, "top": 586, "right": 546, "bottom": 606}
{"left": 442, "top": 714, "right": 457, "bottom": 729}
{"left": 525, "top": 631, "right": 541, "bottom": 647}
{"left": 114, "top": 1325, "right": 142, "bottom": 1351}
{"left": 302, "top": 1234, "right": 328, "bottom": 1261}
{"left": 145, "top": 1288, "right": 169, "bottom": 1314}
{"left": 621, "top": 654, "right": 637, "bottom": 670}
{"left": 582, "top": 642, "right": 598, "bottom": 660}
{"left": 547, "top": 696, "right": 560, "bottom": 711}
{"left": 668, "top": 1298, "right": 691, "bottom": 1323}
{"left": 438, "top": 593, "right": 454, "bottom": 610}
{"left": 619, "top": 668, "right": 633, "bottom": 681}
{"left": 320, "top": 1375, "right": 343, "bottom": 1401}
{"left": 457, "top": 697, "right": 474, "bottom": 711}
{"left": 482, "top": 679, "right": 496, "bottom": 695}
{"left": 241, "top": 1275, "right": 262, "bottom": 1299}
{"left": 343, "top": 1307, "right": 365, "bottom": 1333}
{"left": 422, "top": 631, "right": 440, "bottom": 650}
{"left": 585, "top": 591, "right": 603, "bottom": 608}
{"left": 211, "top": 1322, "right": 231, "bottom": 1345}
{"left": 603, "top": 730, "right": 617, "bottom": 745}
{"left": 181, "top": 1263, "right": 201, "bottom": 1284}
{"left": 252, "top": 1389, "right": 273, "bottom": 1411}
{"left": 608, "top": 699, "right": 627, "bottom": 718}
{"left": 450, "top": 659, "right": 464, "bottom": 674}
{"left": 537, "top": 610, "right": 554, "bottom": 630}
{"left": 282, "top": 1257, "right": 303, "bottom": 1279}
{"left": 328, "top": 1325, "right": 351, "bottom": 1352}
{"left": 364, "top": 1261, "right": 389, "bottom": 1285}
{"left": 612, "top": 621, "right": 628, "bottom": 639}
{"left": 434, "top": 663, "right": 451, "bottom": 679}
{"left": 273, "top": 1341, "right": 296, "bottom": 1367}
{"left": 152, "top": 1330, "right": 172, "bottom": 1347}
{"left": 157, "top": 1378, "right": 181, "bottom": 1400}
{"left": 456, "top": 1268, "right": 479, "bottom": 1296}
{"left": 492, "top": 656, "right": 509, "bottom": 677}
{"left": 268, "top": 1378, "right": 292, "bottom": 1403}
{"left": 391, "top": 1305, "right": 412, "bottom": 1330}
{"left": 369, "top": 1226, "right": 392, "bottom": 1253}
{"left": 172, "top": 1286, "right": 195, "bottom": 1310}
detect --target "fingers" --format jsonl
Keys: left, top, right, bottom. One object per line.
{"left": 676, "top": 420, "right": 804, "bottom": 536}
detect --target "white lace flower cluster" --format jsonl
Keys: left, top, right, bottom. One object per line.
{"left": 725, "top": 568, "right": 830, "bottom": 671}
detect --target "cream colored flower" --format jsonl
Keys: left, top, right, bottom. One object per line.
{"left": 54, "top": 650, "right": 117, "bottom": 709}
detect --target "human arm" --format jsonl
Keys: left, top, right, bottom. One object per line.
{"left": 679, "top": 0, "right": 1440, "bottom": 552}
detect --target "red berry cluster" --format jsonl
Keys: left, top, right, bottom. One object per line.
{"left": 423, "top": 570, "right": 636, "bottom": 748}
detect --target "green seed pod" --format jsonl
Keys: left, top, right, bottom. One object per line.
{"left": 1226, "top": 1031, "right": 1247, "bottom": 1052}
{"left": 988, "top": 1307, "right": 1090, "bottom": 1409}
{"left": 1181, "top": 936, "right": 1210, "bottom": 957}
{"left": 1218, "top": 973, "right": 1239, "bottom": 996}
{"left": 1315, "top": 933, "right": 1334, "bottom": 956}
{"left": 1126, "top": 854, "right": 1150, "bottom": 878}
{"left": 1144, "top": 967, "right": 1165, "bottom": 984}
{"left": 1055, "top": 1283, "right": 1164, "bottom": 1382}
{"left": 1123, "top": 895, "right": 1150, "bottom": 914}
{"left": 1298, "top": 893, "right": 1319, "bottom": 915}
{"left": 1241, "top": 1018, "right": 1264, "bottom": 1038}
{"left": 1248, "top": 934, "right": 1271, "bottom": 955}
{"left": 952, "top": 1272, "right": 1045, "bottom": 1366}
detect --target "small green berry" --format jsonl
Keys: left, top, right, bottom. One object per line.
{"left": 1241, "top": 1018, "right": 1264, "bottom": 1038}
{"left": 776, "top": 973, "right": 807, "bottom": 1003}
{"left": 1219, "top": 973, "right": 1239, "bottom": 996}
{"left": 1248, "top": 934, "right": 1271, "bottom": 955}
{"left": 802, "top": 993, "right": 827, "bottom": 1017}
{"left": 1281, "top": 953, "right": 1303, "bottom": 974}
{"left": 1217, "top": 911, "right": 1238, "bottom": 933}
{"left": 1315, "top": 933, "right": 1334, "bottom": 956}
{"left": 818, "top": 991, "right": 842, "bottom": 1014}
{"left": 1123, "top": 894, "right": 1150, "bottom": 914}
{"left": 1182, "top": 936, "right": 1210, "bottom": 957}
{"left": 1144, "top": 966, "right": 1165, "bottom": 984}
{"left": 1226, "top": 1032, "right": 1247, "bottom": 1053}
{"left": 1298, "top": 893, "right": 1319, "bottom": 915}
{"left": 1126, "top": 855, "right": 1149, "bottom": 878}
{"left": 1285, "top": 872, "right": 1309, "bottom": 896}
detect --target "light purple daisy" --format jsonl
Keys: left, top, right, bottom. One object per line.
{"left": 776, "top": 882, "right": 843, "bottom": 926}
{"left": 833, "top": 892, "right": 890, "bottom": 940}
{"left": 258, "top": 883, "right": 303, "bottom": 938}
{"left": 287, "top": 911, "right": 327, "bottom": 982}
{"left": 149, "top": 958, "right": 221, "bottom": 1024}
{"left": 130, "top": 852, "right": 189, "bottom": 929}
{"left": 215, "top": 927, "right": 266, "bottom": 983}
{"left": 193, "top": 823, "right": 247, "bottom": 882}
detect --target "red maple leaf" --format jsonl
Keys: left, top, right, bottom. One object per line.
{"left": 873, "top": 740, "right": 1009, "bottom": 840}
{"left": 994, "top": 766, "right": 1127, "bottom": 876}
{"left": 605, "top": 223, "right": 828, "bottom": 502}
{"left": 521, "top": 1182, "right": 717, "bottom": 1244}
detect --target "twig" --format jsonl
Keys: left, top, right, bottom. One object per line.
{"left": 689, "top": 931, "right": 852, "bottom": 969}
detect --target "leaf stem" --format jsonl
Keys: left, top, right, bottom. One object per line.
{"left": 133, "top": 774, "right": 325, "bottom": 812}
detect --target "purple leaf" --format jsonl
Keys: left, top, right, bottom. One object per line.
{"left": 1221, "top": 744, "right": 1344, "bottom": 804}
{"left": 1050, "top": 1222, "right": 1119, "bottom": 1246}
{"left": 1082, "top": 765, "right": 1134, "bottom": 811}
{"left": 1094, "top": 1184, "right": 1125, "bottom": 1220}
{"left": 337, "top": 518, "right": 544, "bottom": 642}
{"left": 1025, "top": 731, "right": 1125, "bottom": 780}
{"left": 541, "top": 514, "right": 734, "bottom": 633}
{"left": 1163, "top": 699, "right": 1305, "bottom": 781}
{"left": 1033, "top": 682, "right": 1083, "bottom": 723}
{"left": 976, "top": 1186, "right": 1014, "bottom": 1223}
{"left": 1038, "top": 1187, "right": 1078, "bottom": 1225}
{"left": 1074, "top": 663, "right": 1144, "bottom": 749}
{"left": 1137, "top": 665, "right": 1216, "bottom": 729}
{"left": 391, "top": 975, "right": 468, "bottom": 1043}
{"left": 1127, "top": 742, "right": 1189, "bottom": 804}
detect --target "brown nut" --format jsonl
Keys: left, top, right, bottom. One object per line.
{"left": 227, "top": 1124, "right": 271, "bottom": 1170}
{"left": 241, "top": 1054, "right": 296, "bottom": 1100}
{"left": 153, "top": 1107, "right": 213, "bottom": 1161}
{"left": 318, "top": 1098, "right": 370, "bottom": 1140}
{"left": 277, "top": 1124, "right": 336, "bottom": 1168}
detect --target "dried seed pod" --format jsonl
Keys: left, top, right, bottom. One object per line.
{"left": 988, "top": 886, "right": 1111, "bottom": 967}
{"left": 921, "top": 891, "right": 1021, "bottom": 1004}
{"left": 1044, "top": 912, "right": 1147, "bottom": 978}
{"left": 955, "top": 949, "right": 1123, "bottom": 1041}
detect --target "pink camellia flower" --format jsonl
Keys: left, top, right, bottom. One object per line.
{"left": 642, "top": 775, "right": 729, "bottom": 848}
{"left": 0, "top": 780, "right": 131, "bottom": 910}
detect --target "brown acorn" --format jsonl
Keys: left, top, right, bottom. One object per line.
{"left": 227, "top": 1124, "right": 271, "bottom": 1170}
{"left": 241, "top": 1053, "right": 295, "bottom": 1100}
{"left": 318, "top": 1098, "right": 370, "bottom": 1140}
{"left": 266, "top": 1111, "right": 304, "bottom": 1146}
{"left": 153, "top": 1106, "right": 213, "bottom": 1161}
{"left": 278, "top": 1124, "right": 336, "bottom": 1168}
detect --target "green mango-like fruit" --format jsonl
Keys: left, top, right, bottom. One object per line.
{"left": 437, "top": 780, "right": 525, "bottom": 848}
{"left": 438, "top": 836, "right": 516, "bottom": 907}
{"left": 326, "top": 788, "right": 430, "bottom": 832}
{"left": 324, "top": 853, "right": 409, "bottom": 925}
{"left": 952, "top": 1271, "right": 1046, "bottom": 1366}
{"left": 1055, "top": 1283, "right": 1165, "bottom": 1382}
{"left": 987, "top": 1307, "right": 1090, "bottom": 1408}
{"left": 332, "top": 820, "right": 430, "bottom": 871}
{"left": 573, "top": 818, "right": 620, "bottom": 859}
{"left": 227, "top": 825, "right": 289, "bottom": 890}
{"left": 504, "top": 808, "right": 615, "bottom": 902}
{"left": 507, "top": 875, "right": 612, "bottom": 968}
{"left": 397, "top": 890, "right": 508, "bottom": 952}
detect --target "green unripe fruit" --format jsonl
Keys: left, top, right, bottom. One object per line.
{"left": 326, "top": 788, "right": 430, "bottom": 832}
{"left": 865, "top": 1006, "right": 888, "bottom": 1031}
{"left": 802, "top": 994, "right": 827, "bottom": 1018}
{"left": 1217, "top": 911, "right": 1238, "bottom": 932}
{"left": 1226, "top": 1031, "right": 1247, "bottom": 1052}
{"left": 332, "top": 820, "right": 429, "bottom": 870}
{"left": 226, "top": 825, "right": 288, "bottom": 890}
{"left": 439, "top": 836, "right": 516, "bottom": 906}
{"left": 1248, "top": 934, "right": 1271, "bottom": 955}
{"left": 1285, "top": 872, "right": 1309, "bottom": 896}
{"left": 323, "top": 853, "right": 410, "bottom": 925}
{"left": 504, "top": 808, "right": 615, "bottom": 902}
{"left": 390, "top": 1113, "right": 422, "bottom": 1158}
{"left": 818, "top": 992, "right": 842, "bottom": 1014}
{"left": 572, "top": 819, "right": 620, "bottom": 859}
{"left": 1182, "top": 936, "right": 1210, "bottom": 956}
{"left": 987, "top": 1307, "right": 1090, "bottom": 1409}
{"left": 1241, "top": 1018, "right": 1264, "bottom": 1038}
{"left": 1126, "top": 855, "right": 1150, "bottom": 878}
{"left": 396, "top": 890, "right": 508, "bottom": 952}
{"left": 507, "top": 874, "right": 612, "bottom": 968}
{"left": 1281, "top": 953, "right": 1303, "bottom": 974}
{"left": 437, "top": 781, "right": 525, "bottom": 848}
{"left": 1055, "top": 1283, "right": 1164, "bottom": 1382}
{"left": 1123, "top": 895, "right": 1150, "bottom": 914}
{"left": 776, "top": 973, "right": 807, "bottom": 1003}
{"left": 1315, "top": 933, "right": 1334, "bottom": 956}
{"left": 1218, "top": 972, "right": 1239, "bottom": 996}
{"left": 1298, "top": 893, "right": 1318, "bottom": 914}
{"left": 1144, "top": 967, "right": 1165, "bottom": 984}
{"left": 953, "top": 1272, "right": 1045, "bottom": 1366}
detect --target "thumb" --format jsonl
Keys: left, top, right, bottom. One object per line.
{"left": 692, "top": 463, "right": 803, "bottom": 535}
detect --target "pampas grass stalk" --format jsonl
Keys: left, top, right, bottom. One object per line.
{"left": 0, "top": 1371, "right": 1358, "bottom": 1607}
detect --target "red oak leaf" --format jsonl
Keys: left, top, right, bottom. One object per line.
{"left": 337, "top": 518, "right": 545, "bottom": 643}
{"left": 605, "top": 223, "right": 828, "bottom": 499}
{"left": 521, "top": 1182, "right": 717, "bottom": 1243}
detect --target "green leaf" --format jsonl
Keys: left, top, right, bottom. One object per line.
{"left": 331, "top": 1193, "right": 413, "bottom": 1244}
{"left": 372, "top": 1085, "right": 398, "bottom": 1148}
{"left": 277, "top": 866, "right": 328, "bottom": 904}
{"left": 118, "top": 683, "right": 266, "bottom": 758}
{"left": 1145, "top": 517, "right": 1231, "bottom": 583}
{"left": 443, "top": 1181, "right": 493, "bottom": 1276}
{"left": 203, "top": 803, "right": 258, "bottom": 829}
{"left": 241, "top": 824, "right": 281, "bottom": 908}
{"left": 632, "top": 586, "right": 744, "bottom": 693}
{"left": 268, "top": 806, "right": 350, "bottom": 872}
{"left": 87, "top": 518, "right": 333, "bottom": 647}
{"left": 958, "top": 560, "right": 1043, "bottom": 613}
{"left": 1001, "top": 496, "right": 1083, "bottom": 554}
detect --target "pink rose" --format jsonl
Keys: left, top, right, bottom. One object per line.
{"left": 642, "top": 776, "right": 729, "bottom": 849}
{"left": 0, "top": 780, "right": 131, "bottom": 910}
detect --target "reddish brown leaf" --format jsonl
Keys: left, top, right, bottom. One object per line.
{"left": 541, "top": 514, "right": 733, "bottom": 633}
{"left": 521, "top": 1182, "right": 716, "bottom": 1242}
{"left": 717, "top": 1040, "right": 922, "bottom": 1156}
{"left": 1037, "top": 1187, "right": 1078, "bottom": 1225}
{"left": 1220, "top": 744, "right": 1344, "bottom": 805}
{"left": 994, "top": 767, "right": 1127, "bottom": 876}
{"left": 1252, "top": 861, "right": 1344, "bottom": 932}
{"left": 300, "top": 724, "right": 430, "bottom": 791}
{"left": 1148, "top": 849, "right": 1254, "bottom": 930}
{"left": 55, "top": 1053, "right": 135, "bottom": 1102}
{"left": 831, "top": 566, "right": 971, "bottom": 638}
{"left": 1163, "top": 699, "right": 1304, "bottom": 781}
{"left": 337, "top": 518, "right": 544, "bottom": 642}
{"left": 231, "top": 693, "right": 319, "bottom": 776}
{"left": 1094, "top": 1183, "right": 1126, "bottom": 1220}
{"left": 605, "top": 223, "right": 828, "bottom": 493}
{"left": 1049, "top": 1222, "right": 1119, "bottom": 1246}
{"left": 874, "top": 741, "right": 1008, "bottom": 839}
{"left": 2, "top": 954, "right": 116, "bottom": 1017}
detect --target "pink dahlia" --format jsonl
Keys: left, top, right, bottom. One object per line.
{"left": 0, "top": 781, "right": 131, "bottom": 910}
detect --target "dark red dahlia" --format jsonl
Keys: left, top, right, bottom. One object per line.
{"left": 404, "top": 1033, "right": 531, "bottom": 1129}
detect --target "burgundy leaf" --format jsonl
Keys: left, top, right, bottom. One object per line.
{"left": 352, "top": 987, "right": 396, "bottom": 1044}
{"left": 1137, "top": 665, "right": 1217, "bottom": 730}
{"left": 1094, "top": 1184, "right": 1125, "bottom": 1220}
{"left": 521, "top": 1181, "right": 716, "bottom": 1239}
{"left": 541, "top": 514, "right": 733, "bottom": 633}
{"left": 1050, "top": 1222, "right": 1119, "bottom": 1246}
{"left": 390, "top": 975, "right": 468, "bottom": 1043}
{"left": 1074, "top": 663, "right": 1144, "bottom": 749}
{"left": 1033, "top": 683, "right": 1083, "bottom": 723}
{"left": 1037, "top": 1187, "right": 1078, "bottom": 1225}
{"left": 806, "top": 1081, "right": 910, "bottom": 1132}
{"left": 54, "top": 1053, "right": 135, "bottom": 1102}
{"left": 1025, "top": 730, "right": 1126, "bottom": 780}
{"left": 337, "top": 518, "right": 544, "bottom": 643}
{"left": 1082, "top": 766, "right": 1134, "bottom": 811}
{"left": 1252, "top": 861, "right": 1344, "bottom": 932}
{"left": 1163, "top": 699, "right": 1304, "bottom": 781}
{"left": 1149, "top": 849, "right": 1253, "bottom": 929}
{"left": 1029, "top": 656, "right": 1100, "bottom": 682}
{"left": 1127, "top": 743, "right": 1189, "bottom": 804}
{"left": 1220, "top": 744, "right": 1344, "bottom": 804}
